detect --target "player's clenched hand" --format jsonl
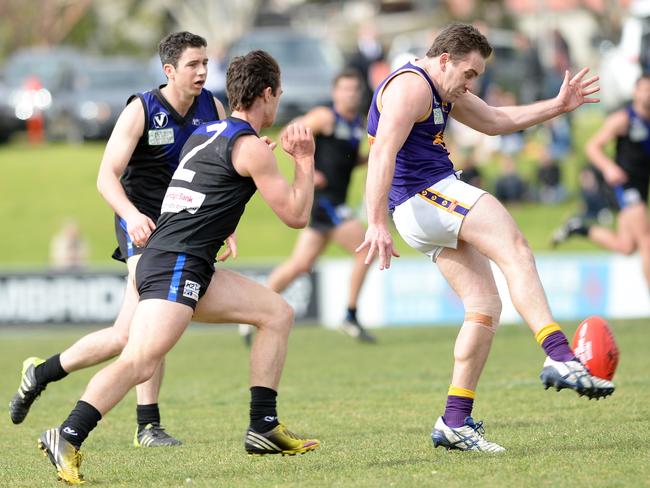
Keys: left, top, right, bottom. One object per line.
{"left": 260, "top": 135, "right": 277, "bottom": 151}
{"left": 281, "top": 123, "right": 315, "bottom": 161}
{"left": 217, "top": 232, "right": 238, "bottom": 262}
{"left": 125, "top": 211, "right": 156, "bottom": 248}
{"left": 602, "top": 164, "right": 628, "bottom": 187}
{"left": 355, "top": 223, "right": 400, "bottom": 270}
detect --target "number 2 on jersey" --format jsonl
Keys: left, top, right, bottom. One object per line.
{"left": 173, "top": 121, "right": 228, "bottom": 183}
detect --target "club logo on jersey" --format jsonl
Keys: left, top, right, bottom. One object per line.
{"left": 153, "top": 111, "right": 169, "bottom": 129}
{"left": 183, "top": 280, "right": 200, "bottom": 301}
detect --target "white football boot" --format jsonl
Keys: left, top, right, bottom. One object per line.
{"left": 431, "top": 416, "right": 505, "bottom": 453}
{"left": 540, "top": 357, "right": 615, "bottom": 399}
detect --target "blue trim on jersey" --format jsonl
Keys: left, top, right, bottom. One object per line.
{"left": 192, "top": 117, "right": 257, "bottom": 139}
{"left": 119, "top": 218, "right": 134, "bottom": 257}
{"left": 319, "top": 197, "right": 342, "bottom": 225}
{"left": 167, "top": 253, "right": 186, "bottom": 301}
{"left": 614, "top": 185, "right": 624, "bottom": 209}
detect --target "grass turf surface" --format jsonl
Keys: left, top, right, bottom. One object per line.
{"left": 0, "top": 319, "right": 648, "bottom": 487}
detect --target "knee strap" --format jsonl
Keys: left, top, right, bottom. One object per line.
{"left": 462, "top": 294, "right": 502, "bottom": 333}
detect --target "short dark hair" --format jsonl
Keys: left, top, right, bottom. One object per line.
{"left": 226, "top": 50, "right": 281, "bottom": 111}
{"left": 333, "top": 68, "right": 363, "bottom": 87}
{"left": 159, "top": 32, "right": 207, "bottom": 68}
{"left": 426, "top": 23, "right": 492, "bottom": 60}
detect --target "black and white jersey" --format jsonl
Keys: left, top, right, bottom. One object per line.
{"left": 146, "top": 117, "right": 258, "bottom": 265}
{"left": 120, "top": 87, "right": 220, "bottom": 221}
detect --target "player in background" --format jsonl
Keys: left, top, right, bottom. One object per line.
{"left": 552, "top": 74, "right": 650, "bottom": 289}
{"left": 9, "top": 32, "right": 226, "bottom": 448}
{"left": 36, "top": 49, "right": 319, "bottom": 485}
{"left": 240, "top": 69, "right": 376, "bottom": 345}
{"left": 357, "top": 23, "right": 615, "bottom": 453}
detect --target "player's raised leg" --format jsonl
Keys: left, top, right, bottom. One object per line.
{"left": 195, "top": 268, "right": 319, "bottom": 455}
{"left": 459, "top": 193, "right": 614, "bottom": 399}
{"left": 431, "top": 241, "right": 504, "bottom": 452}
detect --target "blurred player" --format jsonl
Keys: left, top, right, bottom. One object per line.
{"left": 9, "top": 32, "right": 225, "bottom": 447}
{"left": 37, "top": 50, "right": 319, "bottom": 484}
{"left": 241, "top": 69, "right": 375, "bottom": 345}
{"left": 553, "top": 74, "right": 650, "bottom": 289}
{"left": 357, "top": 23, "right": 615, "bottom": 453}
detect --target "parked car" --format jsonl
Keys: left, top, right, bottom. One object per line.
{"left": 0, "top": 46, "right": 85, "bottom": 141}
{"left": 47, "top": 57, "right": 157, "bottom": 141}
{"left": 227, "top": 28, "right": 344, "bottom": 123}
{"left": 598, "top": 0, "right": 650, "bottom": 110}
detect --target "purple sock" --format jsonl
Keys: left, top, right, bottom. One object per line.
{"left": 443, "top": 395, "right": 474, "bottom": 428}
{"left": 542, "top": 330, "right": 576, "bottom": 362}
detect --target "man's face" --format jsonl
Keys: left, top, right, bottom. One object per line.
{"left": 634, "top": 78, "right": 650, "bottom": 112}
{"left": 332, "top": 77, "right": 362, "bottom": 113}
{"left": 165, "top": 46, "right": 208, "bottom": 96}
{"left": 439, "top": 50, "right": 485, "bottom": 102}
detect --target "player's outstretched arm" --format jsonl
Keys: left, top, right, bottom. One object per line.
{"left": 452, "top": 67, "right": 600, "bottom": 136}
{"left": 96, "top": 99, "right": 155, "bottom": 247}
{"left": 234, "top": 123, "right": 315, "bottom": 228}
{"left": 585, "top": 109, "right": 629, "bottom": 186}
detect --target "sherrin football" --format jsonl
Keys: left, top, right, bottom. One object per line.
{"left": 572, "top": 316, "right": 619, "bottom": 381}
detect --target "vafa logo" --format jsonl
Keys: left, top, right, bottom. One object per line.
{"left": 153, "top": 112, "right": 169, "bottom": 129}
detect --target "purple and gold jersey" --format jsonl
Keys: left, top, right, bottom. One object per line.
{"left": 367, "top": 62, "right": 455, "bottom": 210}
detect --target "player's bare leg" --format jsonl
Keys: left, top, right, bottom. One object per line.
{"left": 590, "top": 204, "right": 650, "bottom": 286}
{"left": 458, "top": 194, "right": 614, "bottom": 399}
{"left": 238, "top": 229, "right": 327, "bottom": 346}
{"left": 267, "top": 228, "right": 327, "bottom": 293}
{"left": 194, "top": 269, "right": 320, "bottom": 455}
{"left": 431, "top": 241, "right": 504, "bottom": 452}
{"left": 331, "top": 219, "right": 376, "bottom": 342}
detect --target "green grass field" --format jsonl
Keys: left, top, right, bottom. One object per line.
{"left": 0, "top": 319, "right": 648, "bottom": 487}
{"left": 0, "top": 111, "right": 609, "bottom": 267}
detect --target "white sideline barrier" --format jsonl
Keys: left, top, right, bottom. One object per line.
{"left": 317, "top": 254, "right": 650, "bottom": 328}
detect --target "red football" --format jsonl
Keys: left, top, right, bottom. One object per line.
{"left": 572, "top": 316, "right": 619, "bottom": 380}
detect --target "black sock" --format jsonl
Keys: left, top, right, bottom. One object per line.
{"left": 249, "top": 386, "right": 279, "bottom": 433}
{"left": 34, "top": 354, "right": 68, "bottom": 386}
{"left": 60, "top": 400, "right": 102, "bottom": 449}
{"left": 136, "top": 403, "right": 161, "bottom": 429}
{"left": 571, "top": 221, "right": 591, "bottom": 237}
{"left": 346, "top": 307, "right": 357, "bottom": 322}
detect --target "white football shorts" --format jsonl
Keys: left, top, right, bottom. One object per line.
{"left": 392, "top": 174, "right": 486, "bottom": 261}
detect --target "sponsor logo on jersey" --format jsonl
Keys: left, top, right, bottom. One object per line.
{"left": 192, "top": 118, "right": 201, "bottom": 126}
{"left": 153, "top": 111, "right": 169, "bottom": 128}
{"left": 183, "top": 280, "right": 200, "bottom": 301}
{"left": 148, "top": 128, "right": 174, "bottom": 145}
{"left": 161, "top": 187, "right": 206, "bottom": 214}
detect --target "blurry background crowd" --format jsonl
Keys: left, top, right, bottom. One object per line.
{"left": 1, "top": 0, "right": 649, "bottom": 267}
